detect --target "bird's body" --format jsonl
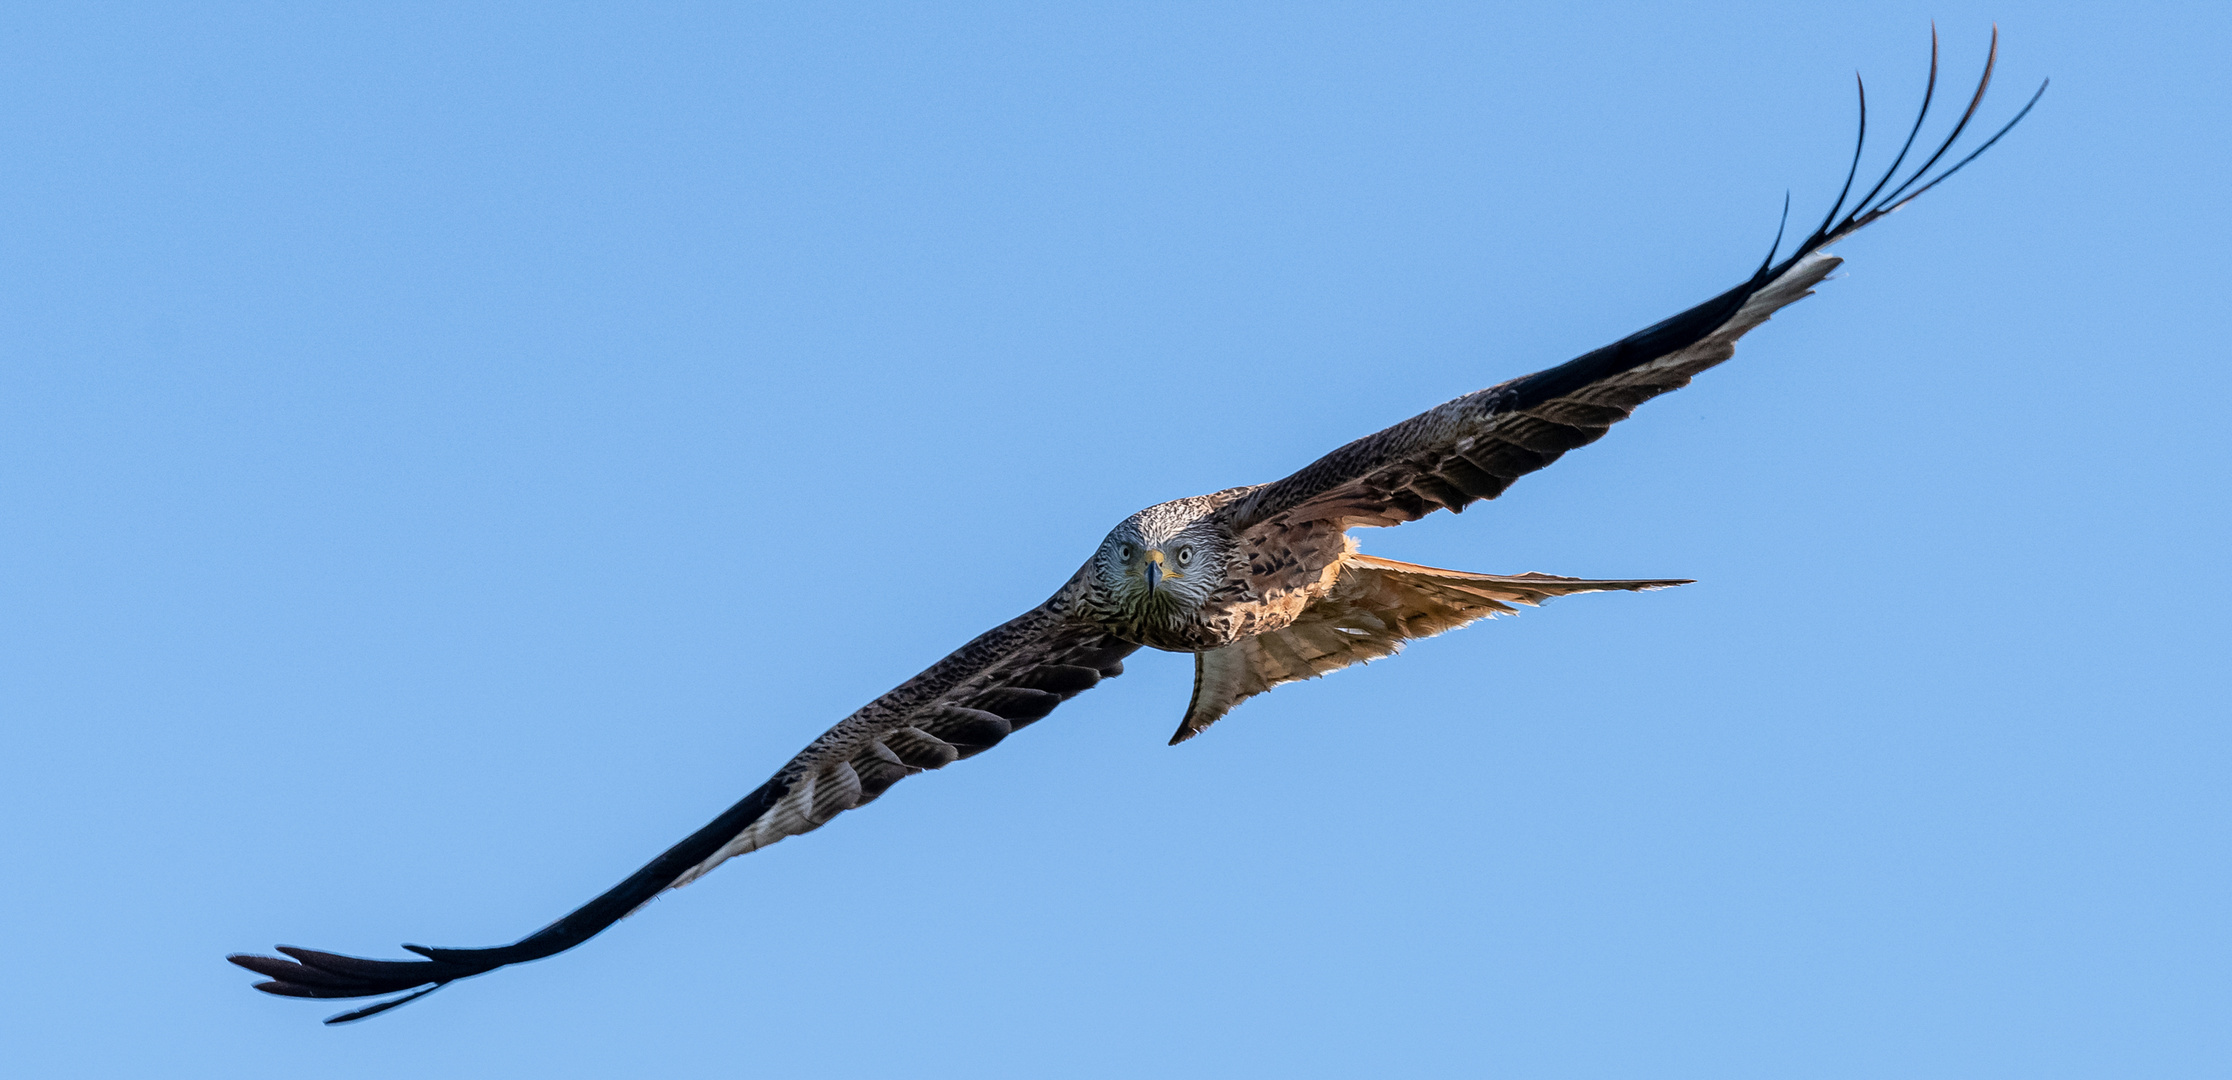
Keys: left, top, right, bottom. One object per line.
{"left": 231, "top": 33, "right": 2045, "bottom": 1024}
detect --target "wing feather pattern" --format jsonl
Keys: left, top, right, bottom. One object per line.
{"left": 229, "top": 606, "right": 1134, "bottom": 1023}
{"left": 1216, "top": 31, "right": 2044, "bottom": 544}
{"left": 1171, "top": 555, "right": 1689, "bottom": 743}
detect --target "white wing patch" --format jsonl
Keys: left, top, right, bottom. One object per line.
{"left": 667, "top": 765, "right": 858, "bottom": 890}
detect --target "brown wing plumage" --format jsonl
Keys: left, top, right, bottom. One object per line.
{"left": 1216, "top": 33, "right": 2043, "bottom": 554}
{"left": 1221, "top": 254, "right": 1839, "bottom": 540}
{"left": 1217, "top": 251, "right": 1840, "bottom": 541}
{"left": 229, "top": 602, "right": 1134, "bottom": 1024}
{"left": 1171, "top": 554, "right": 1688, "bottom": 743}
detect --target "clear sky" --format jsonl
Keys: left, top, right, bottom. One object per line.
{"left": 4, "top": 3, "right": 2227, "bottom": 1077}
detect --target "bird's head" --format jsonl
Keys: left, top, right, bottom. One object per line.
{"left": 1093, "top": 499, "right": 1230, "bottom": 617}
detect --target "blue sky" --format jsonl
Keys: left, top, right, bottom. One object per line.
{"left": 4, "top": 3, "right": 2227, "bottom": 1077}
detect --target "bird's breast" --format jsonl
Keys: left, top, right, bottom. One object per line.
{"left": 1117, "top": 589, "right": 1314, "bottom": 653}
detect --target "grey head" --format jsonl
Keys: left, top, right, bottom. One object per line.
{"left": 1090, "top": 494, "right": 1236, "bottom": 624}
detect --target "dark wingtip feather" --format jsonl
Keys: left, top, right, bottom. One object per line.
{"left": 1756, "top": 191, "right": 1793, "bottom": 277}
{"left": 229, "top": 953, "right": 362, "bottom": 989}
{"left": 1846, "top": 27, "right": 1940, "bottom": 222}
{"left": 1874, "top": 75, "right": 2047, "bottom": 217}
{"left": 276, "top": 945, "right": 440, "bottom": 980}
{"left": 1759, "top": 24, "right": 2042, "bottom": 278}
{"left": 227, "top": 943, "right": 475, "bottom": 1002}
{"left": 324, "top": 984, "right": 447, "bottom": 1025}
{"left": 248, "top": 979, "right": 327, "bottom": 999}
{"left": 1809, "top": 70, "right": 1868, "bottom": 242}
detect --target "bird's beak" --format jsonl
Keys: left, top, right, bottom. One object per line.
{"left": 1144, "top": 549, "right": 1164, "bottom": 592}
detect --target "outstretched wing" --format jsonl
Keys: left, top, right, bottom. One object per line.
{"left": 230, "top": 603, "right": 1135, "bottom": 1023}
{"left": 1216, "top": 32, "right": 2044, "bottom": 542}
{"left": 1171, "top": 554, "right": 1687, "bottom": 743}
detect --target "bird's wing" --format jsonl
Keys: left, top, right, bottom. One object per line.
{"left": 1170, "top": 554, "right": 1687, "bottom": 743}
{"left": 230, "top": 602, "right": 1136, "bottom": 1023}
{"left": 1215, "top": 33, "right": 2043, "bottom": 545}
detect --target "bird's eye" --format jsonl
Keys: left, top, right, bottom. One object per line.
{"left": 1116, "top": 543, "right": 1134, "bottom": 561}
{"left": 1175, "top": 545, "right": 1194, "bottom": 566}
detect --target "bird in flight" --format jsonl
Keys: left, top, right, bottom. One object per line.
{"left": 232, "top": 31, "right": 2044, "bottom": 1024}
